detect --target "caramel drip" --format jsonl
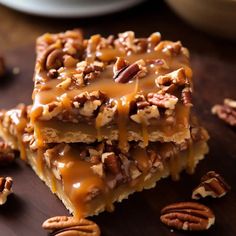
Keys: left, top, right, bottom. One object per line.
{"left": 169, "top": 155, "right": 180, "bottom": 181}
{"left": 141, "top": 123, "right": 149, "bottom": 147}
{"left": 57, "top": 148, "right": 106, "bottom": 219}
{"left": 186, "top": 140, "right": 195, "bottom": 174}
{"left": 34, "top": 123, "right": 44, "bottom": 148}
{"left": 36, "top": 148, "right": 44, "bottom": 175}
{"left": 8, "top": 109, "right": 28, "bottom": 160}
{"left": 50, "top": 173, "right": 57, "bottom": 193}
{"left": 117, "top": 78, "right": 139, "bottom": 151}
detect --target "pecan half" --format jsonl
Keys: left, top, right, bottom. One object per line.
{"left": 0, "top": 177, "right": 13, "bottom": 205}
{"left": 0, "top": 142, "right": 16, "bottom": 166}
{"left": 160, "top": 202, "right": 215, "bottom": 231}
{"left": 147, "top": 93, "right": 178, "bottom": 109}
{"left": 42, "top": 216, "right": 100, "bottom": 236}
{"left": 192, "top": 171, "right": 230, "bottom": 199}
{"left": 114, "top": 62, "right": 140, "bottom": 83}
{"left": 212, "top": 98, "right": 236, "bottom": 127}
{"left": 46, "top": 48, "right": 64, "bottom": 70}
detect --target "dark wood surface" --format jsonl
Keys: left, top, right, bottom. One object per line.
{"left": 0, "top": 1, "right": 236, "bottom": 235}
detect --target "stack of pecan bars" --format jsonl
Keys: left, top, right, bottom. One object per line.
{"left": 0, "top": 30, "right": 209, "bottom": 218}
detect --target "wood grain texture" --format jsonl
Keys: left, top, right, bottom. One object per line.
{"left": 0, "top": 1, "right": 235, "bottom": 235}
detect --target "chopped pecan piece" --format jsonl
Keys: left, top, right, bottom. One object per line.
{"left": 147, "top": 93, "right": 178, "bottom": 109}
{"left": 47, "top": 69, "right": 59, "bottom": 79}
{"left": 212, "top": 98, "right": 236, "bottom": 127}
{"left": 113, "top": 57, "right": 128, "bottom": 75}
{"left": 160, "top": 202, "right": 215, "bottom": 231}
{"left": 156, "top": 68, "right": 186, "bottom": 88}
{"left": 91, "top": 163, "right": 104, "bottom": 178}
{"left": 46, "top": 48, "right": 64, "bottom": 70}
{"left": 41, "top": 102, "right": 62, "bottom": 120}
{"left": 102, "top": 152, "right": 121, "bottom": 175}
{"left": 156, "top": 41, "right": 182, "bottom": 56}
{"left": 192, "top": 171, "right": 230, "bottom": 199}
{"left": 147, "top": 149, "right": 163, "bottom": 172}
{"left": 148, "top": 32, "right": 161, "bottom": 51}
{"left": 130, "top": 105, "right": 159, "bottom": 125}
{"left": 0, "top": 56, "right": 6, "bottom": 78}
{"left": 129, "top": 163, "right": 142, "bottom": 180}
{"left": 114, "top": 62, "right": 140, "bottom": 83}
{"left": 96, "top": 102, "right": 117, "bottom": 127}
{"left": 42, "top": 216, "right": 100, "bottom": 236}
{"left": 181, "top": 87, "right": 193, "bottom": 107}
{"left": 0, "top": 177, "right": 13, "bottom": 205}
{"left": 136, "top": 100, "right": 150, "bottom": 109}
{"left": 0, "top": 142, "right": 16, "bottom": 166}
{"left": 63, "top": 55, "right": 78, "bottom": 68}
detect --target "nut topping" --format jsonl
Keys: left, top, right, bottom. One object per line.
{"left": 47, "top": 69, "right": 59, "bottom": 79}
{"left": 102, "top": 152, "right": 121, "bottom": 175}
{"left": 192, "top": 171, "right": 230, "bottom": 199}
{"left": 113, "top": 57, "right": 128, "bottom": 75}
{"left": 147, "top": 93, "right": 178, "bottom": 109}
{"left": 42, "top": 216, "right": 100, "bottom": 236}
{"left": 46, "top": 48, "right": 64, "bottom": 70}
{"left": 114, "top": 62, "right": 140, "bottom": 83}
{"left": 212, "top": 98, "right": 236, "bottom": 127}
{"left": 0, "top": 177, "right": 13, "bottom": 205}
{"left": 181, "top": 87, "right": 193, "bottom": 107}
{"left": 0, "top": 141, "right": 16, "bottom": 166}
{"left": 160, "top": 202, "right": 215, "bottom": 231}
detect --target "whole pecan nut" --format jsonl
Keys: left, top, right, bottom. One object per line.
{"left": 0, "top": 141, "right": 16, "bottom": 166}
{"left": 42, "top": 216, "right": 100, "bottom": 236}
{"left": 212, "top": 98, "right": 236, "bottom": 127}
{"left": 0, "top": 176, "right": 13, "bottom": 205}
{"left": 160, "top": 202, "right": 215, "bottom": 231}
{"left": 192, "top": 171, "right": 230, "bottom": 199}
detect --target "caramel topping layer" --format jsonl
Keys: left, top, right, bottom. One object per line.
{"left": 31, "top": 31, "right": 193, "bottom": 147}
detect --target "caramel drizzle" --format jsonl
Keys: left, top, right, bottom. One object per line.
{"left": 169, "top": 154, "right": 180, "bottom": 181}
{"left": 186, "top": 140, "right": 195, "bottom": 174}
{"left": 7, "top": 109, "right": 28, "bottom": 160}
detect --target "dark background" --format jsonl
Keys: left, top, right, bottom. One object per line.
{"left": 0, "top": 0, "right": 236, "bottom": 235}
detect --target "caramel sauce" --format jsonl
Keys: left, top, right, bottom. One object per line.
{"left": 186, "top": 140, "right": 195, "bottom": 174}
{"left": 50, "top": 173, "right": 57, "bottom": 193}
{"left": 141, "top": 123, "right": 149, "bottom": 147}
{"left": 169, "top": 155, "right": 180, "bottom": 181}
{"left": 7, "top": 109, "right": 28, "bottom": 160}
{"left": 36, "top": 148, "right": 44, "bottom": 175}
{"left": 56, "top": 147, "right": 107, "bottom": 218}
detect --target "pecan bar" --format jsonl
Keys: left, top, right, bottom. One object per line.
{"left": 31, "top": 30, "right": 193, "bottom": 149}
{"left": 0, "top": 106, "right": 209, "bottom": 218}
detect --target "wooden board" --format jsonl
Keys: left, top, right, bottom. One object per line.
{"left": 0, "top": 1, "right": 236, "bottom": 235}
